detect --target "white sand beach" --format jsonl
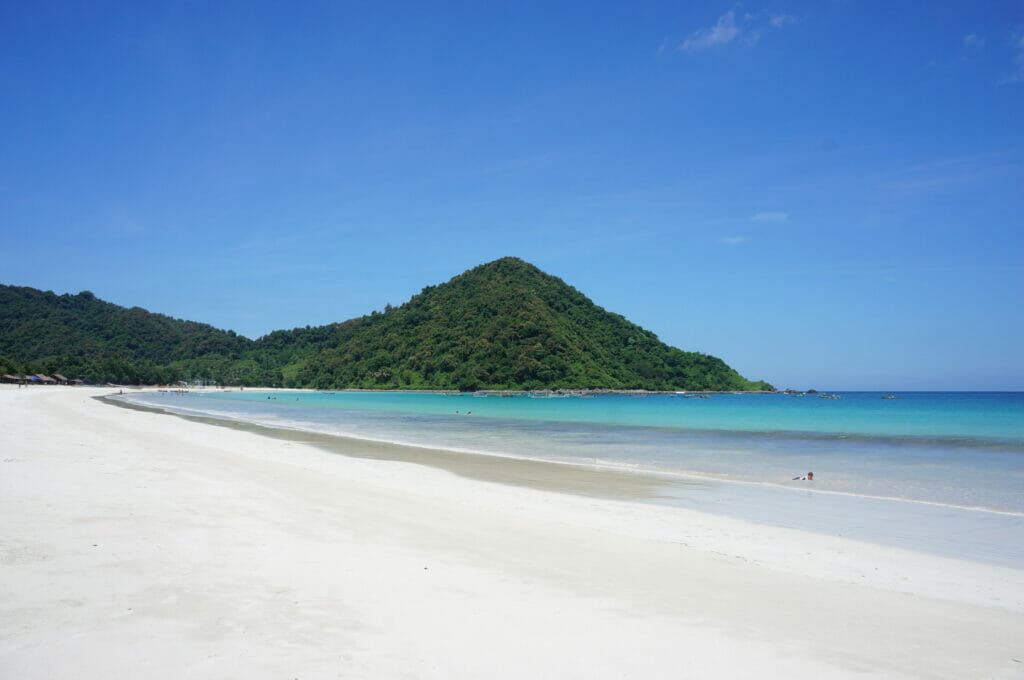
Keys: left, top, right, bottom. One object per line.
{"left": 2, "top": 385, "right": 1023, "bottom": 679}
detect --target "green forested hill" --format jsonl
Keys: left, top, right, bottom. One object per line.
{"left": 0, "top": 286, "right": 249, "bottom": 361}
{"left": 293, "top": 258, "right": 771, "bottom": 391}
{"left": 0, "top": 285, "right": 255, "bottom": 384}
{"left": 0, "top": 258, "right": 773, "bottom": 391}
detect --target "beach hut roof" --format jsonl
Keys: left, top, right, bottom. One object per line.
{"left": 53, "top": 373, "right": 68, "bottom": 381}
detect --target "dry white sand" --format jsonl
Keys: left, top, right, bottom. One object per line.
{"left": 2, "top": 386, "right": 1023, "bottom": 679}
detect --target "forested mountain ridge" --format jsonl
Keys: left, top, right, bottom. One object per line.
{"left": 0, "top": 259, "right": 773, "bottom": 391}
{"left": 293, "top": 257, "right": 772, "bottom": 391}
{"left": 0, "top": 286, "right": 248, "bottom": 361}
{"left": 0, "top": 285, "right": 256, "bottom": 384}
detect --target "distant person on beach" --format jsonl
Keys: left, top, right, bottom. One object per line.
{"left": 793, "top": 472, "right": 814, "bottom": 481}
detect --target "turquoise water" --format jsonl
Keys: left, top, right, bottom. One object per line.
{"left": 120, "top": 390, "right": 1024, "bottom": 567}
{"left": 190, "top": 390, "right": 1024, "bottom": 440}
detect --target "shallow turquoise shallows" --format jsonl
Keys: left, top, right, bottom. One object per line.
{"left": 202, "top": 390, "right": 1024, "bottom": 439}
{"left": 119, "top": 389, "right": 1024, "bottom": 568}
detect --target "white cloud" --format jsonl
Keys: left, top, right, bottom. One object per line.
{"left": 751, "top": 211, "right": 789, "bottom": 223}
{"left": 679, "top": 10, "right": 796, "bottom": 52}
{"left": 963, "top": 33, "right": 986, "bottom": 49}
{"left": 681, "top": 11, "right": 740, "bottom": 51}
{"left": 770, "top": 14, "right": 796, "bottom": 28}
{"left": 1011, "top": 32, "right": 1024, "bottom": 83}
{"left": 721, "top": 236, "right": 747, "bottom": 245}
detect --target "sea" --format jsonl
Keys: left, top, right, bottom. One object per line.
{"left": 115, "top": 390, "right": 1024, "bottom": 569}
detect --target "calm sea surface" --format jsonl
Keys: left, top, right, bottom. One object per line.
{"left": 118, "top": 390, "right": 1024, "bottom": 567}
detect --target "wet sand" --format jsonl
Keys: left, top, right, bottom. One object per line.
{"left": 101, "top": 393, "right": 684, "bottom": 501}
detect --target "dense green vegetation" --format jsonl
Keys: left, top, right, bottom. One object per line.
{"left": 0, "top": 286, "right": 272, "bottom": 385}
{"left": 293, "top": 258, "right": 771, "bottom": 391}
{"left": 0, "top": 258, "right": 773, "bottom": 391}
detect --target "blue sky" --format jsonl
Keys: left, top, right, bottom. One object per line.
{"left": 2, "top": 1, "right": 1022, "bottom": 390}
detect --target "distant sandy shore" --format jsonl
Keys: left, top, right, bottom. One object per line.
{"left": 2, "top": 385, "right": 1022, "bottom": 679}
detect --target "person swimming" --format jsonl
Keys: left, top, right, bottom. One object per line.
{"left": 793, "top": 471, "right": 814, "bottom": 481}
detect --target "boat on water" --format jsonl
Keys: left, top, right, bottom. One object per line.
{"left": 881, "top": 395, "right": 900, "bottom": 400}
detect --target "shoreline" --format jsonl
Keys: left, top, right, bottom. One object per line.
{"left": 99, "top": 393, "right": 674, "bottom": 502}
{"left": 105, "top": 391, "right": 1024, "bottom": 520}
{"left": 99, "top": 391, "right": 1024, "bottom": 569}
{"left": 95, "top": 385, "right": 783, "bottom": 396}
{"left": 3, "top": 386, "right": 1023, "bottom": 678}
{"left": 104, "top": 391, "right": 1024, "bottom": 571}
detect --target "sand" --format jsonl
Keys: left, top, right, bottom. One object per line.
{"left": 2, "top": 386, "right": 1022, "bottom": 679}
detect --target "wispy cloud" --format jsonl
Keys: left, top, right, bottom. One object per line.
{"left": 481, "top": 152, "right": 559, "bottom": 176}
{"left": 721, "top": 236, "right": 747, "bottom": 245}
{"left": 1008, "top": 30, "right": 1024, "bottom": 83}
{"left": 681, "top": 11, "right": 740, "bottom": 51}
{"left": 963, "top": 33, "right": 986, "bottom": 49}
{"left": 878, "top": 150, "right": 1017, "bottom": 193}
{"left": 679, "top": 10, "right": 795, "bottom": 52}
{"left": 103, "top": 209, "right": 148, "bottom": 237}
{"left": 769, "top": 14, "right": 796, "bottom": 28}
{"left": 751, "top": 211, "right": 789, "bottom": 223}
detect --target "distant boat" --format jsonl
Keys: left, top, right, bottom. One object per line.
{"left": 881, "top": 395, "right": 899, "bottom": 400}
{"left": 819, "top": 394, "right": 841, "bottom": 399}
